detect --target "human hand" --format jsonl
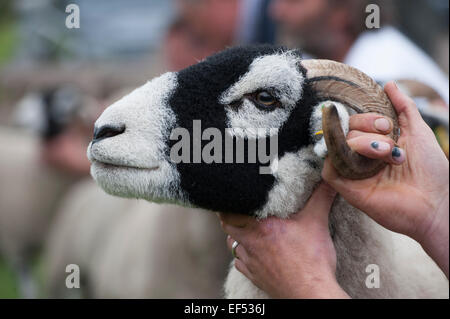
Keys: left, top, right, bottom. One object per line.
{"left": 42, "top": 126, "right": 91, "bottom": 176}
{"left": 322, "top": 81, "right": 449, "bottom": 277}
{"left": 219, "top": 183, "right": 349, "bottom": 299}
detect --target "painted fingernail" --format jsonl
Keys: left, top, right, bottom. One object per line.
{"left": 374, "top": 118, "right": 391, "bottom": 132}
{"left": 371, "top": 141, "right": 390, "bottom": 152}
{"left": 391, "top": 147, "right": 405, "bottom": 163}
{"left": 392, "top": 147, "right": 401, "bottom": 157}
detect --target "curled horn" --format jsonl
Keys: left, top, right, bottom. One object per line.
{"left": 302, "top": 59, "right": 400, "bottom": 179}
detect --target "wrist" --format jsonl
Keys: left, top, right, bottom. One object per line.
{"left": 419, "top": 191, "right": 449, "bottom": 278}
{"left": 290, "top": 274, "right": 350, "bottom": 299}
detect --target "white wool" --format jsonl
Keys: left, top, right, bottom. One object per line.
{"left": 256, "top": 145, "right": 322, "bottom": 219}
{"left": 225, "top": 196, "right": 449, "bottom": 299}
{"left": 0, "top": 127, "right": 77, "bottom": 298}
{"left": 310, "top": 101, "right": 351, "bottom": 158}
{"left": 88, "top": 52, "right": 448, "bottom": 299}
{"left": 44, "top": 179, "right": 230, "bottom": 298}
{"left": 88, "top": 72, "right": 186, "bottom": 204}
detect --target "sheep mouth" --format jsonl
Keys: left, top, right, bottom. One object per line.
{"left": 92, "top": 159, "right": 159, "bottom": 171}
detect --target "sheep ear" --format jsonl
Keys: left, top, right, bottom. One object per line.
{"left": 311, "top": 101, "right": 350, "bottom": 158}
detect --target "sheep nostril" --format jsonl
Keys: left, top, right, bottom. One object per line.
{"left": 92, "top": 124, "right": 125, "bottom": 143}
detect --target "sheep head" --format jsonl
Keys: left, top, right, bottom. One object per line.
{"left": 88, "top": 45, "right": 398, "bottom": 217}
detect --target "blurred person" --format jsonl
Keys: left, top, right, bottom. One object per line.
{"left": 164, "top": 0, "right": 278, "bottom": 71}
{"left": 235, "top": 0, "right": 277, "bottom": 45}
{"left": 269, "top": 0, "right": 449, "bottom": 104}
{"left": 269, "top": 0, "right": 449, "bottom": 156}
{"left": 163, "top": 0, "right": 240, "bottom": 70}
{"left": 163, "top": 18, "right": 220, "bottom": 71}
{"left": 0, "top": 84, "right": 99, "bottom": 298}
{"left": 15, "top": 85, "right": 99, "bottom": 175}
{"left": 175, "top": 0, "right": 240, "bottom": 51}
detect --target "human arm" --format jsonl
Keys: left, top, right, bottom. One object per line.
{"left": 322, "top": 82, "right": 449, "bottom": 278}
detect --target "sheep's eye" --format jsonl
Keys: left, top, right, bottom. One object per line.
{"left": 256, "top": 91, "right": 276, "bottom": 106}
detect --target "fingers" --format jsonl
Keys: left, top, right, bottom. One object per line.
{"left": 219, "top": 213, "right": 256, "bottom": 251}
{"left": 321, "top": 157, "right": 341, "bottom": 188}
{"left": 218, "top": 212, "right": 252, "bottom": 228}
{"left": 321, "top": 157, "right": 360, "bottom": 193}
{"left": 226, "top": 236, "right": 252, "bottom": 280}
{"left": 346, "top": 134, "right": 405, "bottom": 165}
{"left": 347, "top": 130, "right": 394, "bottom": 142}
{"left": 298, "top": 182, "right": 336, "bottom": 225}
{"left": 234, "top": 258, "right": 253, "bottom": 282}
{"left": 349, "top": 113, "right": 393, "bottom": 134}
{"left": 227, "top": 235, "right": 249, "bottom": 261}
{"left": 384, "top": 81, "right": 423, "bottom": 130}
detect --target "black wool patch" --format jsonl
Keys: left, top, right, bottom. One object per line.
{"left": 167, "top": 45, "right": 319, "bottom": 216}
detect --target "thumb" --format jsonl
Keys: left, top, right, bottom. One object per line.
{"left": 296, "top": 182, "right": 337, "bottom": 225}
{"left": 384, "top": 81, "right": 424, "bottom": 133}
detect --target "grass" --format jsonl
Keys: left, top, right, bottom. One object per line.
{"left": 0, "top": 257, "right": 19, "bottom": 299}
{"left": 0, "top": 253, "right": 47, "bottom": 299}
{"left": 0, "top": 19, "right": 17, "bottom": 67}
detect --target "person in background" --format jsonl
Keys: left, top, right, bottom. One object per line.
{"left": 235, "top": 0, "right": 277, "bottom": 45}
{"left": 163, "top": 0, "right": 240, "bottom": 71}
{"left": 14, "top": 85, "right": 98, "bottom": 175}
{"left": 269, "top": 0, "right": 449, "bottom": 104}
{"left": 269, "top": 0, "right": 449, "bottom": 161}
{"left": 163, "top": 0, "right": 277, "bottom": 71}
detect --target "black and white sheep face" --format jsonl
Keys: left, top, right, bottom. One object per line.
{"left": 88, "top": 46, "right": 338, "bottom": 217}
{"left": 220, "top": 52, "right": 304, "bottom": 132}
{"left": 88, "top": 72, "right": 185, "bottom": 203}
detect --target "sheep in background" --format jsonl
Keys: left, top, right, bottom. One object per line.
{"left": 0, "top": 126, "right": 77, "bottom": 298}
{"left": 0, "top": 86, "right": 96, "bottom": 298}
{"left": 87, "top": 45, "right": 448, "bottom": 298}
{"left": 44, "top": 178, "right": 230, "bottom": 298}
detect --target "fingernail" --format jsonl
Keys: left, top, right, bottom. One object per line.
{"left": 374, "top": 118, "right": 391, "bottom": 132}
{"left": 391, "top": 147, "right": 405, "bottom": 163}
{"left": 371, "top": 141, "right": 390, "bottom": 152}
{"left": 393, "top": 81, "right": 398, "bottom": 89}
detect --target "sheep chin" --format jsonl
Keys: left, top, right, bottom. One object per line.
{"left": 89, "top": 158, "right": 160, "bottom": 171}
{"left": 90, "top": 158, "right": 183, "bottom": 205}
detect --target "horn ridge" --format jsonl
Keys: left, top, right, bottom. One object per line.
{"left": 302, "top": 60, "right": 398, "bottom": 139}
{"left": 302, "top": 59, "right": 399, "bottom": 179}
{"left": 322, "top": 103, "right": 387, "bottom": 179}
